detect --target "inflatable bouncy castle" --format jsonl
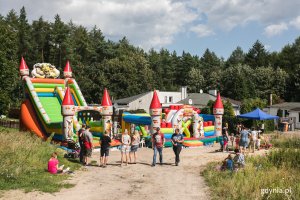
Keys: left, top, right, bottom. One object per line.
{"left": 19, "top": 58, "right": 120, "bottom": 146}
{"left": 122, "top": 90, "right": 223, "bottom": 147}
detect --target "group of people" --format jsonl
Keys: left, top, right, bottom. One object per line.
{"left": 74, "top": 125, "right": 185, "bottom": 168}
{"left": 219, "top": 149, "right": 245, "bottom": 172}
{"left": 218, "top": 123, "right": 273, "bottom": 172}
{"left": 221, "top": 123, "right": 270, "bottom": 154}
{"left": 151, "top": 127, "right": 184, "bottom": 167}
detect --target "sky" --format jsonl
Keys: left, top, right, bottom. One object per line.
{"left": 0, "top": 0, "right": 300, "bottom": 59}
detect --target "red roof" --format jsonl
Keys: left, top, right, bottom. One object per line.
{"left": 101, "top": 88, "right": 112, "bottom": 106}
{"left": 64, "top": 60, "right": 72, "bottom": 72}
{"left": 19, "top": 57, "right": 28, "bottom": 70}
{"left": 150, "top": 90, "right": 161, "bottom": 109}
{"left": 62, "top": 87, "right": 74, "bottom": 106}
{"left": 213, "top": 92, "right": 224, "bottom": 109}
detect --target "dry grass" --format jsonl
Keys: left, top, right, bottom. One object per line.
{"left": 203, "top": 132, "right": 300, "bottom": 200}
{"left": 0, "top": 128, "right": 80, "bottom": 193}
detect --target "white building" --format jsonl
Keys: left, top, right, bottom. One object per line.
{"left": 114, "top": 87, "right": 241, "bottom": 115}
{"left": 267, "top": 102, "right": 300, "bottom": 129}
{"left": 114, "top": 87, "right": 187, "bottom": 112}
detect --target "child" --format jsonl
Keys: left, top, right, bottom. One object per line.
{"left": 256, "top": 134, "right": 261, "bottom": 150}
{"left": 233, "top": 149, "right": 245, "bottom": 171}
{"left": 226, "top": 154, "right": 234, "bottom": 171}
{"left": 48, "top": 152, "right": 69, "bottom": 174}
{"left": 220, "top": 154, "right": 233, "bottom": 171}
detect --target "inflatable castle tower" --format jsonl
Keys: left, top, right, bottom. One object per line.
{"left": 19, "top": 57, "right": 29, "bottom": 79}
{"left": 149, "top": 90, "right": 162, "bottom": 134}
{"left": 63, "top": 60, "right": 72, "bottom": 82}
{"left": 213, "top": 92, "right": 224, "bottom": 136}
{"left": 101, "top": 88, "right": 113, "bottom": 135}
{"left": 61, "top": 87, "right": 75, "bottom": 139}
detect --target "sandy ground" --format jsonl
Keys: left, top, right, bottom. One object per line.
{"left": 1, "top": 144, "right": 270, "bottom": 200}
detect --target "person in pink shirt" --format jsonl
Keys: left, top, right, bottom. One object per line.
{"left": 48, "top": 152, "right": 69, "bottom": 174}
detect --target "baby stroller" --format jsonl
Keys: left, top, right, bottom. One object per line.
{"left": 63, "top": 139, "right": 81, "bottom": 159}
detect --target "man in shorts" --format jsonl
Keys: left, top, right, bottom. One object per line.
{"left": 83, "top": 126, "right": 93, "bottom": 165}
{"left": 100, "top": 130, "right": 111, "bottom": 168}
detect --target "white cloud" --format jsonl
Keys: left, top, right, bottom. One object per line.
{"left": 188, "top": 0, "right": 300, "bottom": 32}
{"left": 1, "top": 0, "right": 300, "bottom": 50}
{"left": 190, "top": 24, "right": 215, "bottom": 37}
{"left": 0, "top": 0, "right": 198, "bottom": 50}
{"left": 264, "top": 23, "right": 288, "bottom": 37}
{"left": 290, "top": 16, "right": 300, "bottom": 29}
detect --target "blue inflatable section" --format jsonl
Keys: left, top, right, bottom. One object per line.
{"left": 199, "top": 114, "right": 215, "bottom": 122}
{"left": 37, "top": 92, "right": 55, "bottom": 97}
{"left": 123, "top": 114, "right": 151, "bottom": 125}
{"left": 163, "top": 134, "right": 172, "bottom": 139}
{"left": 71, "top": 94, "right": 78, "bottom": 106}
{"left": 204, "top": 131, "right": 215, "bottom": 137}
{"left": 92, "top": 132, "right": 103, "bottom": 137}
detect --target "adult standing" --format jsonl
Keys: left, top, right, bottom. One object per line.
{"left": 83, "top": 126, "right": 93, "bottom": 166}
{"left": 151, "top": 127, "right": 165, "bottom": 167}
{"left": 100, "top": 130, "right": 111, "bottom": 168}
{"left": 250, "top": 127, "right": 258, "bottom": 153}
{"left": 121, "top": 129, "right": 131, "bottom": 166}
{"left": 235, "top": 123, "right": 242, "bottom": 136}
{"left": 239, "top": 126, "right": 249, "bottom": 153}
{"left": 171, "top": 128, "right": 184, "bottom": 166}
{"left": 222, "top": 127, "right": 229, "bottom": 152}
{"left": 77, "top": 124, "right": 86, "bottom": 163}
{"left": 130, "top": 130, "right": 140, "bottom": 164}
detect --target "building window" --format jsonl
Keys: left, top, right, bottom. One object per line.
{"left": 299, "top": 113, "right": 300, "bottom": 122}
{"left": 164, "top": 96, "right": 168, "bottom": 103}
{"left": 169, "top": 96, "right": 173, "bottom": 103}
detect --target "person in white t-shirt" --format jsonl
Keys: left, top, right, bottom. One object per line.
{"left": 250, "top": 127, "right": 258, "bottom": 153}
{"left": 120, "top": 129, "right": 131, "bottom": 166}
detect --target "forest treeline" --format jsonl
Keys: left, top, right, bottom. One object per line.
{"left": 1, "top": 7, "right": 300, "bottom": 115}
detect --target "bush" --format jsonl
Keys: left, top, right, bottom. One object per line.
{"left": 0, "top": 128, "right": 81, "bottom": 192}
{"left": 203, "top": 133, "right": 300, "bottom": 200}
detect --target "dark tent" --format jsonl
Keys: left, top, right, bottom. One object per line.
{"left": 237, "top": 108, "right": 279, "bottom": 120}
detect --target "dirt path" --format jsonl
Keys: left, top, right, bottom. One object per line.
{"left": 1, "top": 146, "right": 239, "bottom": 200}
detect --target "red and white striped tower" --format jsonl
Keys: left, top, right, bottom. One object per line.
{"left": 63, "top": 60, "right": 72, "bottom": 87}
{"left": 61, "top": 87, "right": 75, "bottom": 140}
{"left": 19, "top": 57, "right": 29, "bottom": 80}
{"left": 101, "top": 88, "right": 113, "bottom": 135}
{"left": 149, "top": 90, "right": 162, "bottom": 134}
{"left": 63, "top": 60, "right": 72, "bottom": 78}
{"left": 213, "top": 92, "right": 224, "bottom": 136}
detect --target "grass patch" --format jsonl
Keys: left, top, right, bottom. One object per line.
{"left": 203, "top": 133, "right": 300, "bottom": 200}
{"left": 0, "top": 127, "right": 81, "bottom": 193}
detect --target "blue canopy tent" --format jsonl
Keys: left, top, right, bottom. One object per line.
{"left": 237, "top": 108, "right": 279, "bottom": 120}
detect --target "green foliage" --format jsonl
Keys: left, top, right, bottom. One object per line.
{"left": 201, "top": 100, "right": 235, "bottom": 118}
{"left": 226, "top": 46, "right": 245, "bottom": 67}
{"left": 1, "top": 7, "right": 300, "bottom": 114}
{"left": 221, "top": 64, "right": 256, "bottom": 100}
{"left": 187, "top": 67, "right": 205, "bottom": 93}
{"left": 245, "top": 40, "right": 270, "bottom": 68}
{"left": 0, "top": 128, "right": 81, "bottom": 192}
{"left": 240, "top": 98, "right": 267, "bottom": 114}
{"left": 272, "top": 134, "right": 300, "bottom": 149}
{"left": 203, "top": 134, "right": 300, "bottom": 200}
